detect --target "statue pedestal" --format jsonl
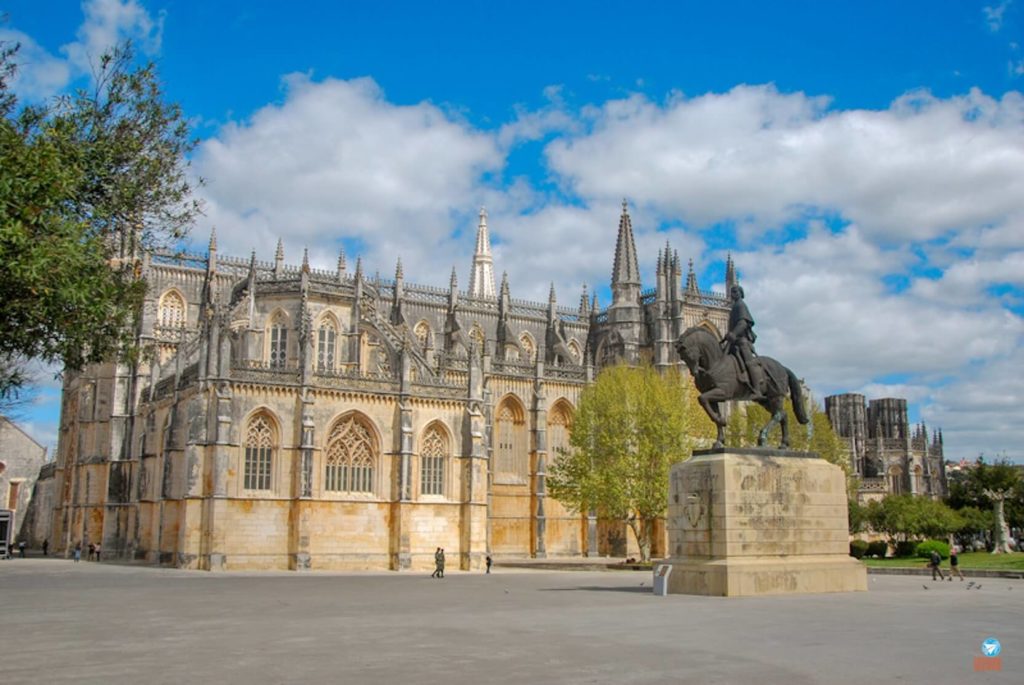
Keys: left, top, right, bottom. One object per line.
{"left": 664, "top": 449, "right": 867, "bottom": 597}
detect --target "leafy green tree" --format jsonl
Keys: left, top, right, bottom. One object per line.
{"left": 547, "top": 364, "right": 715, "bottom": 561}
{"left": 0, "top": 41, "right": 201, "bottom": 400}
{"left": 866, "top": 494, "right": 962, "bottom": 545}
{"left": 947, "top": 458, "right": 1023, "bottom": 554}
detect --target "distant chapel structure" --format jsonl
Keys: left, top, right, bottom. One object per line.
{"left": 824, "top": 394, "right": 947, "bottom": 502}
{"left": 47, "top": 202, "right": 736, "bottom": 571}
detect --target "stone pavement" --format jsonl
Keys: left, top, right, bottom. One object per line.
{"left": 2, "top": 557, "right": 1021, "bottom": 684}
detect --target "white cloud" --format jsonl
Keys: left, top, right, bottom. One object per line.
{"left": 3, "top": 0, "right": 162, "bottom": 102}
{"left": 0, "top": 29, "right": 72, "bottom": 101}
{"left": 984, "top": 1, "right": 1012, "bottom": 32}
{"left": 545, "top": 85, "right": 1024, "bottom": 244}
{"left": 194, "top": 73, "right": 504, "bottom": 284}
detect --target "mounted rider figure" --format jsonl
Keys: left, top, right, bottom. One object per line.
{"left": 723, "top": 284, "right": 765, "bottom": 400}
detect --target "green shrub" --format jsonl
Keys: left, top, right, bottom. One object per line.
{"left": 866, "top": 540, "right": 888, "bottom": 558}
{"left": 849, "top": 540, "right": 869, "bottom": 559}
{"left": 894, "top": 540, "right": 917, "bottom": 558}
{"left": 915, "top": 540, "right": 950, "bottom": 560}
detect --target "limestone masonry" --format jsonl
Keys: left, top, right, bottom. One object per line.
{"left": 46, "top": 203, "right": 740, "bottom": 571}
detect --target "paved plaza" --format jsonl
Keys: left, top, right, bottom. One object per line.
{"left": 2, "top": 557, "right": 1020, "bottom": 684}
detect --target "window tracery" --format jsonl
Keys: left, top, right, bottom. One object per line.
{"left": 269, "top": 312, "right": 288, "bottom": 368}
{"left": 244, "top": 414, "right": 275, "bottom": 491}
{"left": 158, "top": 290, "right": 186, "bottom": 329}
{"left": 420, "top": 424, "right": 447, "bottom": 496}
{"left": 317, "top": 321, "right": 337, "bottom": 372}
{"left": 325, "top": 415, "right": 376, "bottom": 493}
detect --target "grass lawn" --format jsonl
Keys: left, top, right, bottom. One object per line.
{"left": 862, "top": 551, "right": 1024, "bottom": 570}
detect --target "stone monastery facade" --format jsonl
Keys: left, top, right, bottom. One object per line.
{"left": 824, "top": 394, "right": 947, "bottom": 503}
{"left": 49, "top": 203, "right": 734, "bottom": 571}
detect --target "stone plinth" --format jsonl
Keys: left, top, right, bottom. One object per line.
{"left": 665, "top": 448, "right": 867, "bottom": 597}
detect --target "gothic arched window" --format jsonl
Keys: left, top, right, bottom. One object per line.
{"left": 547, "top": 401, "right": 573, "bottom": 462}
{"left": 414, "top": 321, "right": 431, "bottom": 349}
{"left": 317, "top": 320, "right": 337, "bottom": 372}
{"left": 519, "top": 333, "right": 535, "bottom": 362}
{"left": 268, "top": 312, "right": 288, "bottom": 368}
{"left": 244, "top": 414, "right": 275, "bottom": 491}
{"left": 888, "top": 466, "right": 904, "bottom": 496}
{"left": 325, "top": 414, "right": 376, "bottom": 493}
{"left": 470, "top": 324, "right": 486, "bottom": 353}
{"left": 420, "top": 423, "right": 448, "bottom": 496}
{"left": 494, "top": 396, "right": 527, "bottom": 483}
{"left": 158, "top": 290, "right": 186, "bottom": 329}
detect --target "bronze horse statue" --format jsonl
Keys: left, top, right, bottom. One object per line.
{"left": 675, "top": 326, "right": 809, "bottom": 449}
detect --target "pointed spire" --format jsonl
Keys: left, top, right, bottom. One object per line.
{"left": 579, "top": 284, "right": 590, "bottom": 316}
{"left": 468, "top": 206, "right": 497, "bottom": 298}
{"left": 686, "top": 258, "right": 698, "bottom": 293}
{"left": 301, "top": 247, "right": 310, "bottom": 273}
{"left": 336, "top": 248, "right": 346, "bottom": 280}
{"left": 206, "top": 227, "right": 218, "bottom": 273}
{"left": 395, "top": 257, "right": 404, "bottom": 281}
{"left": 274, "top": 238, "right": 284, "bottom": 277}
{"left": 500, "top": 271, "right": 510, "bottom": 297}
{"left": 354, "top": 256, "right": 363, "bottom": 281}
{"left": 725, "top": 252, "right": 737, "bottom": 291}
{"left": 450, "top": 266, "right": 458, "bottom": 289}
{"left": 611, "top": 199, "right": 641, "bottom": 305}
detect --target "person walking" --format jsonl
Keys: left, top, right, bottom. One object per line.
{"left": 431, "top": 547, "right": 442, "bottom": 578}
{"left": 42, "top": 539, "right": 49, "bottom": 556}
{"left": 485, "top": 554, "right": 492, "bottom": 574}
{"left": 948, "top": 545, "right": 965, "bottom": 581}
{"left": 73, "top": 541, "right": 82, "bottom": 563}
{"left": 928, "top": 549, "right": 945, "bottom": 581}
{"left": 18, "top": 540, "right": 26, "bottom": 558}
{"left": 438, "top": 548, "right": 446, "bottom": 578}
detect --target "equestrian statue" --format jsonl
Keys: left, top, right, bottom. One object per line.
{"left": 675, "top": 284, "right": 808, "bottom": 449}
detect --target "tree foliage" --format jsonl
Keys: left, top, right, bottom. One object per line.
{"left": 946, "top": 457, "right": 1023, "bottom": 554}
{"left": 0, "top": 40, "right": 201, "bottom": 400}
{"left": 865, "top": 494, "right": 963, "bottom": 544}
{"left": 547, "top": 364, "right": 715, "bottom": 561}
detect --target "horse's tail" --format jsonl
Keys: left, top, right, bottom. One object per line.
{"left": 787, "top": 367, "right": 810, "bottom": 425}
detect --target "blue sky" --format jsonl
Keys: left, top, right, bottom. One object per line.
{"left": 3, "top": 0, "right": 1024, "bottom": 462}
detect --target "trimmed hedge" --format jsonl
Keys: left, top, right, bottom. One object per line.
{"left": 894, "top": 540, "right": 917, "bottom": 558}
{"left": 866, "top": 541, "right": 888, "bottom": 558}
{"left": 849, "top": 540, "right": 869, "bottom": 559}
{"left": 915, "top": 540, "right": 950, "bottom": 560}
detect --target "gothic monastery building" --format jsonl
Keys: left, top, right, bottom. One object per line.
{"left": 49, "top": 203, "right": 739, "bottom": 571}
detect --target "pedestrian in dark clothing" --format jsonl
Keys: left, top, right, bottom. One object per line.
{"left": 18, "top": 540, "right": 26, "bottom": 558}
{"left": 485, "top": 554, "right": 492, "bottom": 574}
{"left": 949, "top": 546, "right": 965, "bottom": 581}
{"left": 94, "top": 543, "right": 101, "bottom": 561}
{"left": 431, "top": 547, "right": 443, "bottom": 578}
{"left": 438, "top": 548, "right": 445, "bottom": 578}
{"left": 42, "top": 539, "right": 49, "bottom": 556}
{"left": 73, "top": 542, "right": 82, "bottom": 563}
{"left": 929, "top": 549, "right": 945, "bottom": 581}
